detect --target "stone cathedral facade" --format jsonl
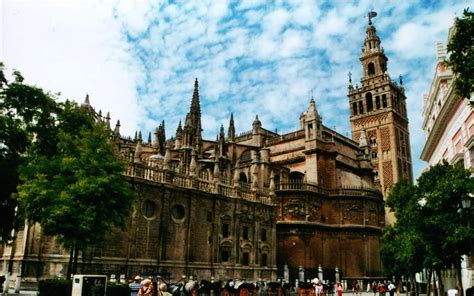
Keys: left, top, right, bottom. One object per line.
{"left": 1, "top": 17, "right": 412, "bottom": 286}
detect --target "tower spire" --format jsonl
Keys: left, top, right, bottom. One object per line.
{"left": 359, "top": 12, "right": 387, "bottom": 80}
{"left": 348, "top": 12, "right": 413, "bottom": 222}
{"left": 191, "top": 78, "right": 201, "bottom": 116}
{"left": 185, "top": 78, "right": 203, "bottom": 152}
{"left": 228, "top": 113, "right": 235, "bottom": 142}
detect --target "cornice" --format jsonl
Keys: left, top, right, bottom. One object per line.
{"left": 422, "top": 66, "right": 453, "bottom": 128}
{"left": 420, "top": 84, "right": 460, "bottom": 161}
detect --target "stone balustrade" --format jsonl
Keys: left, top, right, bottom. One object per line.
{"left": 124, "top": 162, "right": 275, "bottom": 206}
{"left": 125, "top": 163, "right": 382, "bottom": 205}
{"left": 276, "top": 182, "right": 382, "bottom": 199}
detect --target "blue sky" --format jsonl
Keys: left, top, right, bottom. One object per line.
{"left": 2, "top": 0, "right": 471, "bottom": 180}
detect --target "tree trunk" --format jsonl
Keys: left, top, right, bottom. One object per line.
{"left": 435, "top": 269, "right": 444, "bottom": 296}
{"left": 411, "top": 274, "right": 418, "bottom": 296}
{"left": 72, "top": 246, "right": 79, "bottom": 275}
{"left": 455, "top": 261, "right": 464, "bottom": 296}
{"left": 66, "top": 248, "right": 74, "bottom": 280}
{"left": 427, "top": 268, "right": 433, "bottom": 296}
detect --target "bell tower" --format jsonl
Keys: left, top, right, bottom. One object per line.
{"left": 348, "top": 12, "right": 413, "bottom": 213}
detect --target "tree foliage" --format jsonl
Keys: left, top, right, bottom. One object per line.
{"left": 0, "top": 63, "right": 60, "bottom": 243}
{"left": 17, "top": 101, "right": 134, "bottom": 251}
{"left": 1, "top": 63, "right": 134, "bottom": 277}
{"left": 382, "top": 162, "right": 474, "bottom": 290}
{"left": 447, "top": 8, "right": 474, "bottom": 101}
{"left": 416, "top": 161, "right": 474, "bottom": 270}
{"left": 382, "top": 181, "right": 425, "bottom": 279}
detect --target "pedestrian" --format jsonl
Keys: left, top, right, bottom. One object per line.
{"left": 379, "top": 281, "right": 387, "bottom": 296}
{"left": 352, "top": 281, "right": 358, "bottom": 296}
{"left": 371, "top": 281, "right": 377, "bottom": 296}
{"left": 388, "top": 281, "right": 395, "bottom": 296}
{"left": 316, "top": 281, "right": 324, "bottom": 296}
{"left": 158, "top": 283, "right": 172, "bottom": 296}
{"left": 138, "top": 278, "right": 154, "bottom": 296}
{"left": 355, "top": 281, "right": 361, "bottom": 296}
{"left": 335, "top": 281, "right": 343, "bottom": 296}
{"left": 130, "top": 275, "right": 141, "bottom": 296}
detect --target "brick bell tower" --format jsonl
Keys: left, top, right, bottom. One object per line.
{"left": 348, "top": 12, "right": 413, "bottom": 223}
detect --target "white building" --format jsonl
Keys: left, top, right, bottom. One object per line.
{"left": 420, "top": 21, "right": 473, "bottom": 294}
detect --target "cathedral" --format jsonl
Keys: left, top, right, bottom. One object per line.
{"left": 0, "top": 15, "right": 411, "bottom": 287}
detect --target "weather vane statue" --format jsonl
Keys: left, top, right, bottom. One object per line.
{"left": 368, "top": 11, "right": 377, "bottom": 25}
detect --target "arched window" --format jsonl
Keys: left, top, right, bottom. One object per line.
{"left": 199, "top": 168, "right": 210, "bottom": 180}
{"left": 368, "top": 62, "right": 375, "bottom": 75}
{"left": 382, "top": 94, "right": 388, "bottom": 108}
{"left": 240, "top": 150, "right": 252, "bottom": 162}
{"left": 289, "top": 171, "right": 304, "bottom": 183}
{"left": 239, "top": 172, "right": 248, "bottom": 183}
{"left": 370, "top": 137, "right": 377, "bottom": 146}
{"left": 366, "top": 93, "right": 373, "bottom": 112}
{"left": 274, "top": 174, "right": 280, "bottom": 190}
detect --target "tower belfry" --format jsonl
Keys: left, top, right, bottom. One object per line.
{"left": 348, "top": 13, "right": 413, "bottom": 224}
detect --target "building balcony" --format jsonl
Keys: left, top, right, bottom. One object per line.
{"left": 124, "top": 162, "right": 383, "bottom": 205}
{"left": 276, "top": 181, "right": 382, "bottom": 199}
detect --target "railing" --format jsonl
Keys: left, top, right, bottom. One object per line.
{"left": 267, "top": 130, "right": 305, "bottom": 145}
{"left": 277, "top": 182, "right": 382, "bottom": 199}
{"left": 124, "top": 163, "right": 274, "bottom": 206}
{"left": 124, "top": 163, "right": 382, "bottom": 203}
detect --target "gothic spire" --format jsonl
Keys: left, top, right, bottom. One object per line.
{"left": 105, "top": 112, "right": 111, "bottom": 130}
{"left": 84, "top": 94, "right": 90, "bottom": 106}
{"left": 219, "top": 124, "right": 225, "bottom": 140}
{"left": 153, "top": 127, "right": 160, "bottom": 149}
{"left": 228, "top": 113, "right": 235, "bottom": 142}
{"left": 191, "top": 78, "right": 201, "bottom": 117}
{"left": 176, "top": 120, "right": 183, "bottom": 136}
{"left": 174, "top": 120, "right": 183, "bottom": 149}
{"left": 183, "top": 78, "right": 203, "bottom": 153}
{"left": 114, "top": 120, "right": 121, "bottom": 137}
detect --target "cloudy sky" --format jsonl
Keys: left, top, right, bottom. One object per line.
{"left": 1, "top": 0, "right": 470, "bottom": 179}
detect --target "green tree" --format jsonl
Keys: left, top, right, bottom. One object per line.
{"left": 0, "top": 63, "right": 59, "bottom": 243}
{"left": 415, "top": 161, "right": 474, "bottom": 296}
{"left": 382, "top": 163, "right": 474, "bottom": 296}
{"left": 382, "top": 181, "right": 425, "bottom": 294}
{"left": 447, "top": 8, "right": 474, "bottom": 103}
{"left": 16, "top": 101, "right": 134, "bottom": 277}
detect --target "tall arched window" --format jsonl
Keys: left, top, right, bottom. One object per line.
{"left": 239, "top": 172, "right": 248, "bottom": 183}
{"left": 289, "top": 172, "right": 304, "bottom": 183}
{"left": 368, "top": 62, "right": 375, "bottom": 75}
{"left": 366, "top": 92, "right": 373, "bottom": 112}
{"left": 274, "top": 174, "right": 280, "bottom": 190}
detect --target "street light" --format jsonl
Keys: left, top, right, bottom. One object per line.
{"left": 461, "top": 195, "right": 473, "bottom": 296}
{"left": 461, "top": 197, "right": 471, "bottom": 210}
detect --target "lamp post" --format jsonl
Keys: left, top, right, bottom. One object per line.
{"left": 461, "top": 195, "right": 472, "bottom": 296}
{"left": 461, "top": 197, "right": 471, "bottom": 213}
{"left": 461, "top": 196, "right": 472, "bottom": 255}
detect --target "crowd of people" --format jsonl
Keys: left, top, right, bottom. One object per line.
{"left": 127, "top": 276, "right": 398, "bottom": 296}
{"left": 129, "top": 276, "right": 174, "bottom": 296}
{"left": 369, "top": 280, "right": 397, "bottom": 296}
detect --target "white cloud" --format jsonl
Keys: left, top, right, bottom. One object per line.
{"left": 280, "top": 29, "right": 307, "bottom": 57}
{"left": 2, "top": 0, "right": 141, "bottom": 137}
{"left": 3, "top": 0, "right": 472, "bottom": 180}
